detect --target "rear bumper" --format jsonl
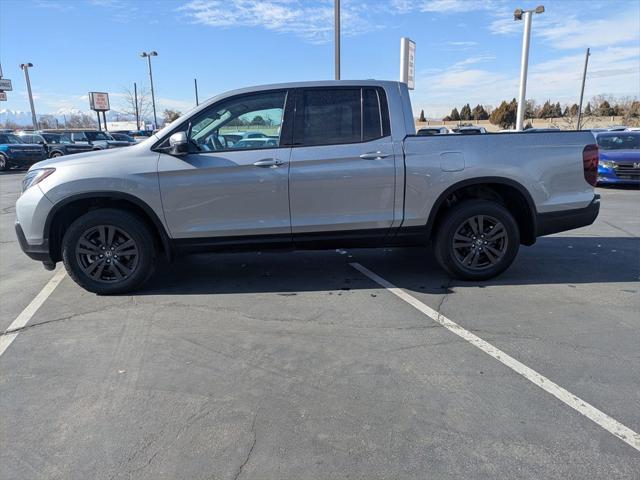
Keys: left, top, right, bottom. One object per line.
{"left": 536, "top": 194, "right": 600, "bottom": 237}
{"left": 15, "top": 222, "right": 53, "bottom": 263}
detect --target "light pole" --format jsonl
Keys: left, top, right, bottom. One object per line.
{"left": 576, "top": 48, "right": 590, "bottom": 130}
{"left": 335, "top": 0, "right": 340, "bottom": 80}
{"left": 140, "top": 51, "right": 158, "bottom": 129}
{"left": 514, "top": 5, "right": 544, "bottom": 131}
{"left": 19, "top": 63, "right": 38, "bottom": 130}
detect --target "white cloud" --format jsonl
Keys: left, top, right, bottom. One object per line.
{"left": 409, "top": 0, "right": 499, "bottom": 13}
{"left": 178, "top": 0, "right": 381, "bottom": 44}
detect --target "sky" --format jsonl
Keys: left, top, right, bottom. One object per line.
{"left": 0, "top": 0, "right": 638, "bottom": 119}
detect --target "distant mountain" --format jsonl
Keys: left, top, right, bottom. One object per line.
{"left": 0, "top": 108, "right": 139, "bottom": 126}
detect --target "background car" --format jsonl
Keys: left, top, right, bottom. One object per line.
{"left": 233, "top": 137, "right": 279, "bottom": 149}
{"left": 450, "top": 126, "right": 487, "bottom": 134}
{"left": 417, "top": 126, "right": 449, "bottom": 135}
{"left": 17, "top": 132, "right": 94, "bottom": 158}
{"left": 109, "top": 132, "right": 138, "bottom": 144}
{"left": 220, "top": 131, "right": 268, "bottom": 147}
{"left": 0, "top": 132, "right": 46, "bottom": 170}
{"left": 46, "top": 130, "right": 131, "bottom": 150}
{"left": 595, "top": 131, "right": 640, "bottom": 186}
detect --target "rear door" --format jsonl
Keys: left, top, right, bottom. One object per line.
{"left": 288, "top": 87, "right": 397, "bottom": 238}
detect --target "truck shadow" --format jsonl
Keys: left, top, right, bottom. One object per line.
{"left": 139, "top": 236, "right": 638, "bottom": 296}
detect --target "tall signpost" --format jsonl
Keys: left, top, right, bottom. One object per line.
{"left": 400, "top": 37, "right": 416, "bottom": 90}
{"left": 334, "top": 0, "right": 340, "bottom": 80}
{"left": 0, "top": 63, "right": 12, "bottom": 103}
{"left": 89, "top": 92, "right": 110, "bottom": 131}
{"left": 577, "top": 48, "right": 591, "bottom": 130}
{"left": 19, "top": 63, "right": 37, "bottom": 129}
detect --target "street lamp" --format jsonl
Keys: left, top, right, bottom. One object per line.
{"left": 140, "top": 51, "right": 158, "bottom": 129}
{"left": 514, "top": 5, "right": 544, "bottom": 131}
{"left": 19, "top": 62, "right": 38, "bottom": 130}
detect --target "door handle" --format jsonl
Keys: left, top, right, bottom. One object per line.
{"left": 253, "top": 158, "right": 285, "bottom": 168}
{"left": 360, "top": 151, "right": 390, "bottom": 160}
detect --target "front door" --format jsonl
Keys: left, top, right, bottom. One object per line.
{"left": 158, "top": 90, "right": 293, "bottom": 240}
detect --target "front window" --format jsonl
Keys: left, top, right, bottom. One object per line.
{"left": 596, "top": 134, "right": 640, "bottom": 150}
{"left": 187, "top": 90, "right": 287, "bottom": 152}
{"left": 0, "top": 134, "right": 21, "bottom": 144}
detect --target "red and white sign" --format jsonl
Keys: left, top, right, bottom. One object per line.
{"left": 89, "top": 92, "right": 110, "bottom": 111}
{"left": 0, "top": 92, "right": 6, "bottom": 101}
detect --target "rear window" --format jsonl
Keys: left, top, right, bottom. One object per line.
{"left": 295, "top": 87, "right": 390, "bottom": 147}
{"left": 0, "top": 134, "right": 20, "bottom": 144}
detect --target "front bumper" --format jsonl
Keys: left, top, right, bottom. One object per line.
{"left": 536, "top": 194, "right": 600, "bottom": 237}
{"left": 15, "top": 222, "right": 53, "bottom": 264}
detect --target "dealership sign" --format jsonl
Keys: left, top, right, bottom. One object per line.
{"left": 89, "top": 92, "right": 110, "bottom": 111}
{"left": 0, "top": 78, "right": 12, "bottom": 91}
{"left": 399, "top": 37, "right": 416, "bottom": 90}
{"left": 0, "top": 92, "right": 6, "bottom": 101}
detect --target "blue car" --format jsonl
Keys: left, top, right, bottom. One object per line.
{"left": 595, "top": 131, "right": 640, "bottom": 186}
{"left": 0, "top": 133, "right": 47, "bottom": 171}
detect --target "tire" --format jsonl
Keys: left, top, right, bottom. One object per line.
{"left": 0, "top": 154, "right": 8, "bottom": 171}
{"left": 50, "top": 151, "right": 63, "bottom": 158}
{"left": 434, "top": 200, "right": 520, "bottom": 281}
{"left": 62, "top": 209, "right": 156, "bottom": 294}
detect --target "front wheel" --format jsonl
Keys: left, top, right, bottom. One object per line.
{"left": 0, "top": 154, "right": 8, "bottom": 171}
{"left": 434, "top": 200, "right": 520, "bottom": 281}
{"left": 62, "top": 209, "right": 156, "bottom": 294}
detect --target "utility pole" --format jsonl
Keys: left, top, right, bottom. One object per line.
{"left": 134, "top": 82, "right": 140, "bottom": 130}
{"left": 577, "top": 48, "right": 590, "bottom": 130}
{"left": 141, "top": 51, "right": 158, "bottom": 129}
{"left": 19, "top": 63, "right": 38, "bottom": 130}
{"left": 514, "top": 6, "right": 544, "bottom": 131}
{"left": 194, "top": 78, "right": 199, "bottom": 106}
{"left": 334, "top": 0, "right": 340, "bottom": 80}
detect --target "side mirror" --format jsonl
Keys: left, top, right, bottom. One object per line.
{"left": 169, "top": 132, "right": 189, "bottom": 155}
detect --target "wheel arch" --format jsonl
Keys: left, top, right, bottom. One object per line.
{"left": 425, "top": 177, "right": 538, "bottom": 246}
{"left": 45, "top": 192, "right": 172, "bottom": 262}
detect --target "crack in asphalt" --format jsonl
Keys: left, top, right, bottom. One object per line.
{"left": 602, "top": 220, "right": 638, "bottom": 238}
{"left": 233, "top": 410, "right": 258, "bottom": 480}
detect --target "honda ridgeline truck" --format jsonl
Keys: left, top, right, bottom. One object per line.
{"left": 15, "top": 81, "right": 600, "bottom": 294}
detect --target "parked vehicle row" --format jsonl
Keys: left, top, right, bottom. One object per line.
{"left": 594, "top": 131, "right": 640, "bottom": 186}
{"left": 0, "top": 129, "right": 134, "bottom": 171}
{"left": 16, "top": 80, "right": 600, "bottom": 294}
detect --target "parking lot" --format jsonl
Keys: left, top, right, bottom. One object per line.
{"left": 0, "top": 170, "right": 638, "bottom": 479}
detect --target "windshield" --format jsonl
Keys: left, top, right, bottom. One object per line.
{"left": 85, "top": 131, "right": 112, "bottom": 141}
{"left": 0, "top": 134, "right": 21, "bottom": 144}
{"left": 597, "top": 133, "right": 640, "bottom": 150}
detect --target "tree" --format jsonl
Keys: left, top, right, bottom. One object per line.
{"left": 459, "top": 103, "right": 472, "bottom": 121}
{"left": 489, "top": 99, "right": 518, "bottom": 129}
{"left": 251, "top": 115, "right": 266, "bottom": 126}
{"left": 418, "top": 109, "right": 426, "bottom": 122}
{"left": 163, "top": 109, "right": 181, "bottom": 124}
{"left": 596, "top": 100, "right": 614, "bottom": 117}
{"left": 622, "top": 100, "right": 640, "bottom": 126}
{"left": 39, "top": 115, "right": 58, "bottom": 129}
{"left": 584, "top": 102, "right": 592, "bottom": 116}
{"left": 449, "top": 107, "right": 460, "bottom": 121}
{"left": 66, "top": 113, "right": 97, "bottom": 128}
{"left": 120, "top": 85, "right": 153, "bottom": 127}
{"left": 553, "top": 102, "right": 563, "bottom": 118}
{"left": 569, "top": 104, "right": 579, "bottom": 116}
{"left": 524, "top": 100, "right": 537, "bottom": 119}
{"left": 538, "top": 100, "right": 554, "bottom": 119}
{"left": 471, "top": 104, "right": 489, "bottom": 120}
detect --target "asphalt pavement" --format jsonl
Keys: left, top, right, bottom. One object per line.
{"left": 1, "top": 170, "right": 638, "bottom": 479}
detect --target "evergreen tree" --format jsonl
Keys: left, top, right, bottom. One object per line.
{"left": 584, "top": 103, "right": 592, "bottom": 116}
{"left": 449, "top": 108, "right": 460, "bottom": 121}
{"left": 459, "top": 103, "right": 472, "bottom": 121}
{"left": 471, "top": 104, "right": 489, "bottom": 120}
{"left": 419, "top": 109, "right": 426, "bottom": 122}
{"left": 597, "top": 100, "right": 613, "bottom": 117}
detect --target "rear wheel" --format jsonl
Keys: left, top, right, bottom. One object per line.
{"left": 62, "top": 209, "right": 156, "bottom": 294}
{"left": 50, "top": 151, "right": 63, "bottom": 158}
{"left": 0, "top": 154, "right": 8, "bottom": 171}
{"left": 434, "top": 200, "right": 520, "bottom": 280}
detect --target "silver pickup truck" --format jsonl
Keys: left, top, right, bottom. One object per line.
{"left": 15, "top": 80, "right": 600, "bottom": 294}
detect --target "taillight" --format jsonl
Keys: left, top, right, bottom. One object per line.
{"left": 582, "top": 144, "right": 599, "bottom": 187}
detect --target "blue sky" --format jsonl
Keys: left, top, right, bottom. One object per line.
{"left": 1, "top": 0, "right": 638, "bottom": 118}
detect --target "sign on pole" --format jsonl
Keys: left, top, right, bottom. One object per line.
{"left": 399, "top": 37, "right": 416, "bottom": 90}
{"left": 0, "top": 92, "right": 7, "bottom": 101}
{"left": 89, "top": 92, "right": 110, "bottom": 111}
{"left": 0, "top": 78, "right": 13, "bottom": 91}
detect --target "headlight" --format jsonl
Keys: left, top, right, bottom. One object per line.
{"left": 22, "top": 168, "right": 56, "bottom": 192}
{"left": 599, "top": 160, "right": 615, "bottom": 169}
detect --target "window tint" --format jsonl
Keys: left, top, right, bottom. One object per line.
{"left": 297, "top": 88, "right": 390, "bottom": 146}
{"left": 300, "top": 89, "right": 361, "bottom": 146}
{"left": 187, "top": 90, "right": 287, "bottom": 152}
{"left": 363, "top": 88, "right": 382, "bottom": 141}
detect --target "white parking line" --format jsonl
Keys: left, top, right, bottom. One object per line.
{"left": 0, "top": 268, "right": 66, "bottom": 358}
{"left": 350, "top": 262, "right": 640, "bottom": 453}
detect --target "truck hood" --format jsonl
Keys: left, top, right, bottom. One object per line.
{"left": 599, "top": 149, "right": 640, "bottom": 163}
{"left": 29, "top": 146, "right": 126, "bottom": 170}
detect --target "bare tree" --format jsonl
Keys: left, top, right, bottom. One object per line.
{"left": 163, "top": 109, "right": 182, "bottom": 124}
{"left": 120, "top": 85, "right": 153, "bottom": 124}
{"left": 66, "top": 113, "right": 97, "bottom": 128}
